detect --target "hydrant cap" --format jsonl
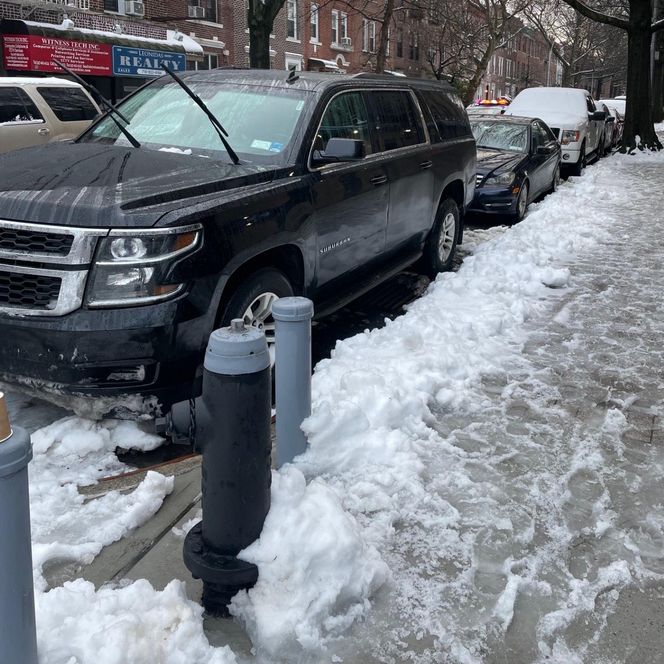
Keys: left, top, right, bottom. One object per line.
{"left": 204, "top": 323, "right": 271, "bottom": 376}
{"left": 271, "top": 297, "right": 314, "bottom": 322}
{"left": 0, "top": 426, "right": 33, "bottom": 478}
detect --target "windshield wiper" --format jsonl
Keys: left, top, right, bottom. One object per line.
{"left": 160, "top": 63, "right": 239, "bottom": 165}
{"left": 53, "top": 58, "right": 141, "bottom": 149}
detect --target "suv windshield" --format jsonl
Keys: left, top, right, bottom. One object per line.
{"left": 79, "top": 77, "right": 308, "bottom": 164}
{"left": 471, "top": 120, "right": 528, "bottom": 153}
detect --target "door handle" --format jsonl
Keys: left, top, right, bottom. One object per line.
{"left": 37, "top": 127, "right": 50, "bottom": 135}
{"left": 419, "top": 160, "right": 433, "bottom": 169}
{"left": 370, "top": 175, "right": 388, "bottom": 186}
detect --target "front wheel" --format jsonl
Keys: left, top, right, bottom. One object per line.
{"left": 220, "top": 268, "right": 294, "bottom": 365}
{"left": 513, "top": 180, "right": 529, "bottom": 223}
{"left": 423, "top": 198, "right": 459, "bottom": 275}
{"left": 570, "top": 143, "right": 586, "bottom": 176}
{"left": 550, "top": 164, "right": 561, "bottom": 194}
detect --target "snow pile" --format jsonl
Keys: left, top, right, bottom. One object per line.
{"left": 232, "top": 467, "right": 388, "bottom": 657}
{"left": 37, "top": 579, "right": 236, "bottom": 664}
{"left": 26, "top": 416, "right": 175, "bottom": 625}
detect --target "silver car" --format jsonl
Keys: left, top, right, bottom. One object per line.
{"left": 0, "top": 77, "right": 100, "bottom": 154}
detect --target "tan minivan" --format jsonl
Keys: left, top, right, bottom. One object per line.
{"left": 0, "top": 77, "right": 101, "bottom": 154}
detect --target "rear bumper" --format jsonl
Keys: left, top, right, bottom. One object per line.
{"left": 0, "top": 300, "right": 212, "bottom": 417}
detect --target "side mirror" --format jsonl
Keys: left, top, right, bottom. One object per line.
{"left": 536, "top": 144, "right": 555, "bottom": 155}
{"left": 591, "top": 110, "right": 607, "bottom": 121}
{"left": 312, "top": 138, "right": 365, "bottom": 166}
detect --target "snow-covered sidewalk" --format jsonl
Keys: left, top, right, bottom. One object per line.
{"left": 12, "top": 147, "right": 664, "bottom": 664}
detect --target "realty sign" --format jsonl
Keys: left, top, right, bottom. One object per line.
{"left": 112, "top": 46, "right": 186, "bottom": 77}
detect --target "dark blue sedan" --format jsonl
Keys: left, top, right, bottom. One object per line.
{"left": 468, "top": 115, "right": 561, "bottom": 222}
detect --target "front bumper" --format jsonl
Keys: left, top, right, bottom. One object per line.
{"left": 0, "top": 300, "right": 212, "bottom": 417}
{"left": 561, "top": 146, "right": 582, "bottom": 165}
{"left": 468, "top": 185, "right": 518, "bottom": 216}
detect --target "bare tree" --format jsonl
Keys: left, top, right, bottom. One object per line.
{"left": 560, "top": 0, "right": 664, "bottom": 150}
{"left": 247, "top": 0, "right": 287, "bottom": 69}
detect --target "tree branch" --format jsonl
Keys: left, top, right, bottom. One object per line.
{"left": 560, "top": 0, "right": 629, "bottom": 31}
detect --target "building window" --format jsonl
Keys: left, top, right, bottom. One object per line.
{"left": 408, "top": 32, "right": 418, "bottom": 60}
{"left": 363, "top": 19, "right": 376, "bottom": 53}
{"left": 396, "top": 29, "right": 403, "bottom": 58}
{"left": 310, "top": 4, "right": 319, "bottom": 42}
{"left": 340, "top": 12, "right": 348, "bottom": 40}
{"left": 287, "top": 0, "right": 298, "bottom": 39}
{"left": 187, "top": 54, "right": 219, "bottom": 70}
{"left": 331, "top": 9, "right": 339, "bottom": 44}
{"left": 104, "top": 0, "right": 122, "bottom": 12}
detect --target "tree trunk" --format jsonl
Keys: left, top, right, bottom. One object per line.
{"left": 622, "top": 0, "right": 662, "bottom": 150}
{"left": 653, "top": 0, "right": 664, "bottom": 122}
{"left": 248, "top": 0, "right": 284, "bottom": 69}
{"left": 462, "top": 42, "right": 495, "bottom": 106}
{"left": 375, "top": 0, "right": 395, "bottom": 73}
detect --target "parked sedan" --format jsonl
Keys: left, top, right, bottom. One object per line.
{"left": 469, "top": 115, "right": 561, "bottom": 222}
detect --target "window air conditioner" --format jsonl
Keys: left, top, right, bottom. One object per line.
{"left": 188, "top": 5, "right": 206, "bottom": 18}
{"left": 125, "top": 1, "right": 145, "bottom": 16}
{"left": 341, "top": 37, "right": 352, "bottom": 47}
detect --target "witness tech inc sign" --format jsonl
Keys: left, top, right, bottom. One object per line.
{"left": 112, "top": 46, "right": 186, "bottom": 77}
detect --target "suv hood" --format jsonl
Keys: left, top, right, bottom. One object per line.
{"left": 0, "top": 143, "right": 275, "bottom": 227}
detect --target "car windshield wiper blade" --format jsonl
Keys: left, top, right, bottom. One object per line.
{"left": 159, "top": 63, "right": 239, "bottom": 165}
{"left": 53, "top": 58, "right": 141, "bottom": 149}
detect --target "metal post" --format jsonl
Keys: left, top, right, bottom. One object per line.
{"left": 183, "top": 320, "right": 272, "bottom": 616}
{"left": 273, "top": 297, "right": 314, "bottom": 468}
{"left": 0, "top": 393, "right": 38, "bottom": 664}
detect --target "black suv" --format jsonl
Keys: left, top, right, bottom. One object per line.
{"left": 0, "top": 70, "right": 476, "bottom": 417}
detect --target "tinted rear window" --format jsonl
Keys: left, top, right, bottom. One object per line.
{"left": 0, "top": 87, "right": 43, "bottom": 124}
{"left": 37, "top": 87, "right": 98, "bottom": 122}
{"left": 369, "top": 91, "right": 425, "bottom": 152}
{"left": 421, "top": 90, "right": 471, "bottom": 141}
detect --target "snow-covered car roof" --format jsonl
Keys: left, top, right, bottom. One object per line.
{"left": 0, "top": 76, "right": 83, "bottom": 87}
{"left": 506, "top": 87, "right": 588, "bottom": 116}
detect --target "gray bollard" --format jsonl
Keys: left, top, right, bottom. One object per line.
{"left": 272, "top": 297, "right": 314, "bottom": 468}
{"left": 183, "top": 320, "right": 272, "bottom": 616}
{"left": 0, "top": 393, "right": 38, "bottom": 664}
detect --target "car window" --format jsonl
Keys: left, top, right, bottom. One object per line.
{"left": 81, "top": 80, "right": 308, "bottom": 164}
{"left": 532, "top": 122, "right": 550, "bottom": 148}
{"left": 421, "top": 90, "right": 471, "bottom": 140}
{"left": 315, "top": 91, "right": 372, "bottom": 156}
{"left": 369, "top": 90, "right": 425, "bottom": 152}
{"left": 37, "top": 87, "right": 98, "bottom": 122}
{"left": 586, "top": 97, "right": 596, "bottom": 113}
{"left": 0, "top": 87, "right": 44, "bottom": 125}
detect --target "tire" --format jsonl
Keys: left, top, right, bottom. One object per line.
{"left": 570, "top": 143, "right": 586, "bottom": 176}
{"left": 550, "top": 164, "right": 561, "bottom": 194}
{"left": 423, "top": 198, "right": 459, "bottom": 275}
{"left": 220, "top": 268, "right": 294, "bottom": 365}
{"left": 514, "top": 180, "right": 529, "bottom": 222}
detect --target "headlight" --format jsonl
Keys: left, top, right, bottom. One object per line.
{"left": 560, "top": 130, "right": 581, "bottom": 145}
{"left": 87, "top": 224, "right": 202, "bottom": 307}
{"left": 484, "top": 171, "right": 515, "bottom": 187}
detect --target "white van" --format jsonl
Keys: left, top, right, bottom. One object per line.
{"left": 0, "top": 77, "right": 100, "bottom": 155}
{"left": 505, "top": 87, "right": 607, "bottom": 176}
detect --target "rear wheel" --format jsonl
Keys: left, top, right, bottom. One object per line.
{"left": 220, "top": 268, "right": 294, "bottom": 365}
{"left": 423, "top": 198, "right": 459, "bottom": 275}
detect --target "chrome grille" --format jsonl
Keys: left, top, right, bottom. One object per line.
{"left": 0, "top": 227, "right": 74, "bottom": 256}
{"left": 0, "top": 270, "right": 61, "bottom": 309}
{"left": 0, "top": 219, "right": 107, "bottom": 317}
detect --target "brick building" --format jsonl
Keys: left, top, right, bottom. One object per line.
{"left": 477, "top": 24, "right": 560, "bottom": 102}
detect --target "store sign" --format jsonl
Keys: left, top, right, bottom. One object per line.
{"left": 2, "top": 35, "right": 112, "bottom": 76}
{"left": 112, "top": 46, "right": 186, "bottom": 77}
